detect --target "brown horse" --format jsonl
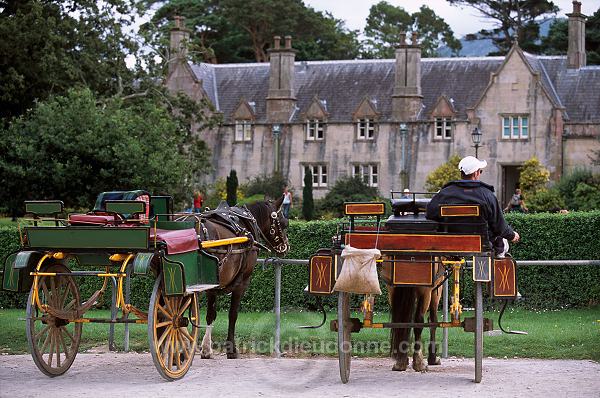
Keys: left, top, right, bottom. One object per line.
{"left": 384, "top": 261, "right": 443, "bottom": 372}
{"left": 190, "top": 197, "right": 288, "bottom": 359}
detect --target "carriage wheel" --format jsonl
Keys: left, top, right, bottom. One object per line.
{"left": 26, "top": 263, "right": 82, "bottom": 377}
{"left": 474, "top": 281, "right": 483, "bottom": 383}
{"left": 148, "top": 275, "right": 199, "bottom": 381}
{"left": 337, "top": 291, "right": 351, "bottom": 384}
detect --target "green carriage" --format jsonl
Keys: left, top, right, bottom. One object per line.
{"left": 2, "top": 190, "right": 246, "bottom": 381}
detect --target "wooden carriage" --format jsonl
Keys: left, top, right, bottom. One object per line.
{"left": 1, "top": 191, "right": 248, "bottom": 381}
{"left": 307, "top": 195, "right": 518, "bottom": 383}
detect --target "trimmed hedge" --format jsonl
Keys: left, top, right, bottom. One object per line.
{"left": 1, "top": 212, "right": 599, "bottom": 311}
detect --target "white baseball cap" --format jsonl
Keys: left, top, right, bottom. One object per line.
{"left": 458, "top": 156, "right": 487, "bottom": 175}
{"left": 403, "top": 188, "right": 410, "bottom": 193}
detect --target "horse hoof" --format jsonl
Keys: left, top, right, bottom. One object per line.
{"left": 412, "top": 362, "right": 428, "bottom": 372}
{"left": 392, "top": 360, "right": 408, "bottom": 371}
{"left": 428, "top": 356, "right": 442, "bottom": 366}
{"left": 200, "top": 353, "right": 212, "bottom": 359}
{"left": 227, "top": 352, "right": 239, "bottom": 359}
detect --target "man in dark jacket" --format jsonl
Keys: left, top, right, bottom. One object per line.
{"left": 426, "top": 156, "right": 520, "bottom": 256}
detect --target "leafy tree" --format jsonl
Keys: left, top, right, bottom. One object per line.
{"left": 226, "top": 169, "right": 239, "bottom": 206}
{"left": 0, "top": 0, "right": 139, "bottom": 122}
{"left": 140, "top": 0, "right": 360, "bottom": 64}
{"left": 447, "top": 0, "right": 559, "bottom": 54}
{"left": 519, "top": 157, "right": 550, "bottom": 198}
{"left": 424, "top": 155, "right": 461, "bottom": 193}
{"left": 242, "top": 173, "right": 288, "bottom": 200}
{"left": 318, "top": 176, "right": 379, "bottom": 218}
{"left": 540, "top": 8, "right": 600, "bottom": 64}
{"left": 0, "top": 88, "right": 212, "bottom": 217}
{"left": 363, "top": 2, "right": 461, "bottom": 58}
{"left": 302, "top": 170, "right": 315, "bottom": 221}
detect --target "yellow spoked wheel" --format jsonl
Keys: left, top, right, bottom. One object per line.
{"left": 26, "top": 263, "right": 82, "bottom": 377}
{"left": 148, "top": 275, "right": 199, "bottom": 381}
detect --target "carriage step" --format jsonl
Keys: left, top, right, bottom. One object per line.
{"left": 330, "top": 318, "right": 362, "bottom": 333}
{"left": 186, "top": 284, "right": 220, "bottom": 293}
{"left": 462, "top": 317, "right": 494, "bottom": 332}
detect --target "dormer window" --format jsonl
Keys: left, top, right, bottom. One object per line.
{"left": 306, "top": 119, "right": 325, "bottom": 141}
{"left": 357, "top": 118, "right": 376, "bottom": 140}
{"left": 434, "top": 117, "right": 452, "bottom": 140}
{"left": 234, "top": 120, "right": 252, "bottom": 142}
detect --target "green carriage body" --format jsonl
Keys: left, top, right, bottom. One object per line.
{"left": 2, "top": 192, "right": 218, "bottom": 296}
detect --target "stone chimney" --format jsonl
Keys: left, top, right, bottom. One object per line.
{"left": 169, "top": 16, "right": 190, "bottom": 74}
{"left": 392, "top": 32, "right": 423, "bottom": 121}
{"left": 567, "top": 1, "right": 586, "bottom": 69}
{"left": 267, "top": 35, "right": 297, "bottom": 123}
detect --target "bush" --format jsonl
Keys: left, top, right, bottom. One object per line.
{"left": 519, "top": 157, "right": 550, "bottom": 198}
{"left": 527, "top": 187, "right": 565, "bottom": 212}
{"left": 242, "top": 173, "right": 287, "bottom": 200}
{"left": 226, "top": 170, "right": 239, "bottom": 206}
{"left": 424, "top": 155, "right": 461, "bottom": 193}
{"left": 556, "top": 169, "right": 593, "bottom": 210}
{"left": 318, "top": 176, "right": 378, "bottom": 218}
{"left": 302, "top": 170, "right": 315, "bottom": 220}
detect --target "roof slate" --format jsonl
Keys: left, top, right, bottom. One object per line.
{"left": 189, "top": 54, "right": 599, "bottom": 124}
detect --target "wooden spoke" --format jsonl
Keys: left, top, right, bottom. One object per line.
{"left": 178, "top": 297, "right": 192, "bottom": 317}
{"left": 149, "top": 277, "right": 199, "bottom": 381}
{"left": 27, "top": 262, "right": 81, "bottom": 377}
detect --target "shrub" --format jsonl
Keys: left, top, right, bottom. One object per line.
{"left": 519, "top": 157, "right": 550, "bottom": 198}
{"left": 318, "top": 176, "right": 378, "bottom": 218}
{"left": 424, "top": 155, "right": 461, "bottom": 193}
{"left": 242, "top": 172, "right": 287, "bottom": 200}
{"left": 573, "top": 182, "right": 600, "bottom": 211}
{"left": 226, "top": 169, "right": 238, "bottom": 206}
{"left": 556, "top": 169, "right": 593, "bottom": 209}
{"left": 527, "top": 187, "right": 565, "bottom": 212}
{"left": 302, "top": 170, "right": 315, "bottom": 220}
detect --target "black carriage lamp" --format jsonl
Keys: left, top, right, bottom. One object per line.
{"left": 272, "top": 124, "right": 282, "bottom": 173}
{"left": 471, "top": 127, "right": 482, "bottom": 158}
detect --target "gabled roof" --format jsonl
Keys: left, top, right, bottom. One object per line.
{"left": 188, "top": 53, "right": 600, "bottom": 124}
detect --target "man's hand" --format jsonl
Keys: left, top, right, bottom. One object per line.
{"left": 512, "top": 232, "right": 520, "bottom": 242}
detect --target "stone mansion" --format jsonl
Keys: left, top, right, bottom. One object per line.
{"left": 166, "top": 1, "right": 600, "bottom": 205}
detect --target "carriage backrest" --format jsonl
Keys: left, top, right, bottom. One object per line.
{"left": 438, "top": 204, "right": 487, "bottom": 236}
{"left": 93, "top": 190, "right": 151, "bottom": 222}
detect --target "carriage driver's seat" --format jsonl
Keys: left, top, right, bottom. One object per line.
{"left": 438, "top": 204, "right": 491, "bottom": 253}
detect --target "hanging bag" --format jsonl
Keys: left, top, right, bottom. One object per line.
{"left": 333, "top": 245, "right": 382, "bottom": 294}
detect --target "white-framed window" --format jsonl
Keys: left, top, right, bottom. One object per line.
{"left": 502, "top": 115, "right": 529, "bottom": 139}
{"left": 356, "top": 118, "right": 375, "bottom": 140}
{"left": 306, "top": 119, "right": 325, "bottom": 141}
{"left": 434, "top": 117, "right": 452, "bottom": 139}
{"left": 302, "top": 164, "right": 328, "bottom": 188}
{"left": 234, "top": 120, "right": 252, "bottom": 142}
{"left": 352, "top": 164, "right": 378, "bottom": 187}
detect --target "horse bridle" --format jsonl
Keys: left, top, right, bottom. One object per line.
{"left": 260, "top": 208, "right": 288, "bottom": 255}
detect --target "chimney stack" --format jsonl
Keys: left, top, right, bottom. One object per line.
{"left": 169, "top": 16, "right": 190, "bottom": 74}
{"left": 392, "top": 31, "right": 423, "bottom": 121}
{"left": 567, "top": 1, "right": 586, "bottom": 69}
{"left": 267, "top": 35, "right": 297, "bottom": 123}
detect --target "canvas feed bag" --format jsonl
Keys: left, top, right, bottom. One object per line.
{"left": 333, "top": 245, "right": 382, "bottom": 294}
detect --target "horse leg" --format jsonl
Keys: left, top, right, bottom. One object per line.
{"left": 226, "top": 288, "right": 243, "bottom": 359}
{"left": 412, "top": 290, "right": 429, "bottom": 372}
{"left": 201, "top": 292, "right": 217, "bottom": 359}
{"left": 428, "top": 285, "right": 442, "bottom": 365}
{"left": 390, "top": 286, "right": 415, "bottom": 371}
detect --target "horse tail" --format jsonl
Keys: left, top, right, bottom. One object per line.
{"left": 390, "top": 286, "right": 416, "bottom": 359}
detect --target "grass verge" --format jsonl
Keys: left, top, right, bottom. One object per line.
{"left": 0, "top": 306, "right": 598, "bottom": 361}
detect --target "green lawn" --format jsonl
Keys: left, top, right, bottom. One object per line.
{"left": 1, "top": 306, "right": 598, "bottom": 360}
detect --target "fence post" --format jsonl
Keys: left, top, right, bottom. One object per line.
{"left": 442, "top": 278, "right": 449, "bottom": 358}
{"left": 274, "top": 259, "right": 282, "bottom": 358}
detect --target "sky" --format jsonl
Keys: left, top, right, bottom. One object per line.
{"left": 303, "top": 0, "right": 600, "bottom": 37}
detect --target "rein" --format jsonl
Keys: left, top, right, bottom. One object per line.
{"left": 256, "top": 207, "right": 288, "bottom": 255}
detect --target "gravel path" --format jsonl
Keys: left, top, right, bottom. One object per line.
{"left": 1, "top": 353, "right": 598, "bottom": 397}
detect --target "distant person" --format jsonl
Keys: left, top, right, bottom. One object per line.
{"left": 504, "top": 188, "right": 528, "bottom": 213}
{"left": 426, "top": 156, "right": 520, "bottom": 258}
{"left": 401, "top": 188, "right": 411, "bottom": 199}
{"left": 193, "top": 191, "right": 203, "bottom": 213}
{"left": 282, "top": 186, "right": 292, "bottom": 218}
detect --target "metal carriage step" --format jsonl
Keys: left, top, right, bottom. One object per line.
{"left": 186, "top": 284, "right": 220, "bottom": 293}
